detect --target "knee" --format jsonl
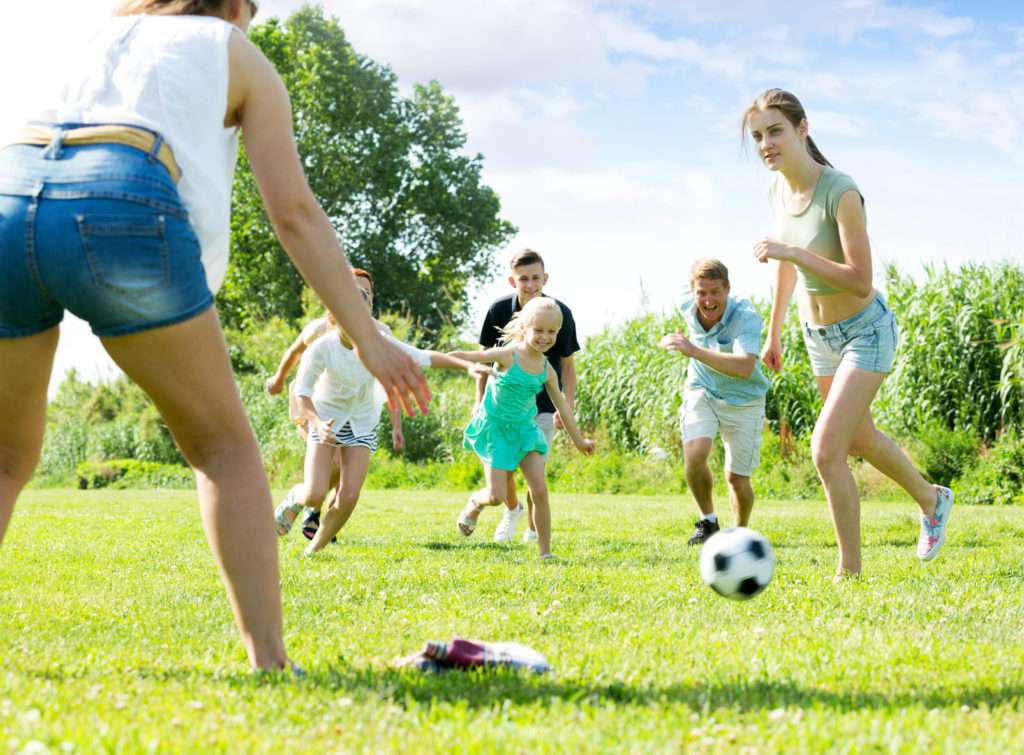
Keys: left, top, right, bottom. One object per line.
{"left": 726, "top": 472, "right": 750, "bottom": 491}
{"left": 0, "top": 446, "right": 40, "bottom": 488}
{"left": 684, "top": 451, "right": 710, "bottom": 474}
{"left": 810, "top": 436, "right": 845, "bottom": 475}
{"left": 328, "top": 489, "right": 359, "bottom": 511}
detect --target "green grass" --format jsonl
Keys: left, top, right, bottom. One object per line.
{"left": 2, "top": 490, "right": 1023, "bottom": 753}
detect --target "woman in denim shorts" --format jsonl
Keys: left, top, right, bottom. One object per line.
{"left": 742, "top": 89, "right": 953, "bottom": 578}
{"left": 0, "top": 0, "right": 429, "bottom": 671}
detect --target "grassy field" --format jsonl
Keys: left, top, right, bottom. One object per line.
{"left": 1, "top": 489, "right": 1022, "bottom": 753}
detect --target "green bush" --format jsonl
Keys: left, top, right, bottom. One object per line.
{"left": 911, "top": 423, "right": 979, "bottom": 487}
{"left": 76, "top": 459, "right": 194, "bottom": 490}
{"left": 878, "top": 262, "right": 1024, "bottom": 442}
{"left": 956, "top": 430, "right": 1024, "bottom": 506}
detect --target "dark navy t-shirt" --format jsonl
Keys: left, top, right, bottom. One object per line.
{"left": 478, "top": 293, "right": 580, "bottom": 415}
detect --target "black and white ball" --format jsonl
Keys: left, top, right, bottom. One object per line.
{"left": 699, "top": 527, "right": 775, "bottom": 600}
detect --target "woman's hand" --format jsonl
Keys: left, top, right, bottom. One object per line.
{"left": 353, "top": 336, "right": 431, "bottom": 416}
{"left": 761, "top": 339, "right": 784, "bottom": 372}
{"left": 753, "top": 237, "right": 794, "bottom": 264}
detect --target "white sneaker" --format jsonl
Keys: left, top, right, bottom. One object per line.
{"left": 522, "top": 529, "right": 538, "bottom": 543}
{"left": 493, "top": 503, "right": 525, "bottom": 542}
{"left": 918, "top": 486, "right": 954, "bottom": 561}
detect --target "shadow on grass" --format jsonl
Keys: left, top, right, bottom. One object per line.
{"left": 22, "top": 664, "right": 1024, "bottom": 714}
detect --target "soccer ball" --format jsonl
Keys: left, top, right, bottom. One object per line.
{"left": 699, "top": 527, "right": 775, "bottom": 600}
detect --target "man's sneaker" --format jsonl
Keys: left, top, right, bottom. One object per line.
{"left": 493, "top": 503, "right": 525, "bottom": 543}
{"left": 918, "top": 486, "right": 954, "bottom": 561}
{"left": 687, "top": 518, "right": 720, "bottom": 546}
{"left": 522, "top": 529, "right": 538, "bottom": 544}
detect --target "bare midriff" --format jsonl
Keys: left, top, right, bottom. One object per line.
{"left": 798, "top": 288, "right": 876, "bottom": 327}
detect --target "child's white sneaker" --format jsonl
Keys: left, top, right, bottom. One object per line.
{"left": 493, "top": 503, "right": 525, "bottom": 542}
{"left": 522, "top": 528, "right": 538, "bottom": 544}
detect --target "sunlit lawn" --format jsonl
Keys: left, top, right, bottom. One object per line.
{"left": 2, "top": 489, "right": 1022, "bottom": 753}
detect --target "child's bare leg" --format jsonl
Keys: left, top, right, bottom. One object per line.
{"left": 504, "top": 474, "right": 520, "bottom": 512}
{"left": 309, "top": 449, "right": 342, "bottom": 514}
{"left": 292, "top": 442, "right": 335, "bottom": 507}
{"left": 459, "top": 467, "right": 509, "bottom": 533}
{"left": 308, "top": 446, "right": 370, "bottom": 552}
{"left": 519, "top": 453, "right": 550, "bottom": 556}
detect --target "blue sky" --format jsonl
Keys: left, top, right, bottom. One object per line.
{"left": 1, "top": 0, "right": 1022, "bottom": 389}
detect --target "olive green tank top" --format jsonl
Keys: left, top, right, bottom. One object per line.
{"left": 769, "top": 166, "right": 863, "bottom": 295}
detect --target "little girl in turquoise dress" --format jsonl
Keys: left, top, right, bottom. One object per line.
{"left": 449, "top": 297, "right": 595, "bottom": 558}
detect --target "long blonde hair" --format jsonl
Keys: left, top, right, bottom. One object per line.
{"left": 499, "top": 297, "right": 562, "bottom": 345}
{"left": 742, "top": 88, "right": 832, "bottom": 168}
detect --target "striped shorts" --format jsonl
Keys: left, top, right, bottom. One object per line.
{"left": 308, "top": 421, "right": 378, "bottom": 452}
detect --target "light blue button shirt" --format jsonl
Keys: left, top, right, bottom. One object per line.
{"left": 680, "top": 294, "right": 770, "bottom": 405}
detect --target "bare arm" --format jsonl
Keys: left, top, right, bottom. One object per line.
{"left": 228, "top": 33, "right": 428, "bottom": 414}
{"left": 387, "top": 404, "right": 404, "bottom": 452}
{"left": 543, "top": 366, "right": 594, "bottom": 454}
{"left": 295, "top": 394, "right": 333, "bottom": 441}
{"left": 759, "top": 260, "right": 798, "bottom": 372}
{"left": 560, "top": 355, "right": 577, "bottom": 410}
{"left": 658, "top": 335, "right": 757, "bottom": 379}
{"left": 448, "top": 347, "right": 513, "bottom": 369}
{"left": 428, "top": 352, "right": 495, "bottom": 380}
{"left": 753, "top": 191, "right": 873, "bottom": 298}
{"left": 265, "top": 334, "right": 307, "bottom": 395}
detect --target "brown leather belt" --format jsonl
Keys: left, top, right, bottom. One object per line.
{"left": 12, "top": 125, "right": 182, "bottom": 183}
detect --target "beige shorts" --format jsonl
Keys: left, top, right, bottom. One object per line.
{"left": 535, "top": 412, "right": 556, "bottom": 460}
{"left": 679, "top": 389, "right": 765, "bottom": 477}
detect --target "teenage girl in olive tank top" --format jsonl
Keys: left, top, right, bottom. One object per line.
{"left": 743, "top": 89, "right": 954, "bottom": 579}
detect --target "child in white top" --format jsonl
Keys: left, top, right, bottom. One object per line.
{"left": 275, "top": 286, "right": 490, "bottom": 554}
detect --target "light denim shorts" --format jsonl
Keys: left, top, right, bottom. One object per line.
{"left": 0, "top": 127, "right": 212, "bottom": 339}
{"left": 802, "top": 294, "right": 898, "bottom": 377}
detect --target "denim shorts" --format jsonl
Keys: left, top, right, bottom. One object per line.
{"left": 802, "top": 295, "right": 898, "bottom": 377}
{"left": 0, "top": 132, "right": 212, "bottom": 339}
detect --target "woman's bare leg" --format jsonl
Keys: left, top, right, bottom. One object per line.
{"left": 0, "top": 327, "right": 59, "bottom": 545}
{"left": 101, "top": 310, "right": 287, "bottom": 669}
{"left": 810, "top": 366, "right": 886, "bottom": 576}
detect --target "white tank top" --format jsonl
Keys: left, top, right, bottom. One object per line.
{"left": 28, "top": 14, "right": 239, "bottom": 293}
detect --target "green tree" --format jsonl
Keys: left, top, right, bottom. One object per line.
{"left": 218, "top": 5, "right": 515, "bottom": 338}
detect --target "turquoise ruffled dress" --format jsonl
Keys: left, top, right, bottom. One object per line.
{"left": 463, "top": 353, "right": 550, "bottom": 471}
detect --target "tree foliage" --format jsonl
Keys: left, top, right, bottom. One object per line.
{"left": 218, "top": 5, "right": 515, "bottom": 337}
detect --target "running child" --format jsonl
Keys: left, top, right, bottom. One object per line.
{"left": 265, "top": 269, "right": 403, "bottom": 540}
{"left": 477, "top": 249, "right": 580, "bottom": 543}
{"left": 274, "top": 286, "right": 490, "bottom": 554}
{"left": 450, "top": 297, "right": 595, "bottom": 559}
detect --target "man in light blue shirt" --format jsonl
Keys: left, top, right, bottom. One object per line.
{"left": 659, "top": 259, "right": 769, "bottom": 545}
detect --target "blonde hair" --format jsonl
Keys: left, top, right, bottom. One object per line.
{"left": 690, "top": 258, "right": 730, "bottom": 286}
{"left": 741, "top": 88, "right": 832, "bottom": 168}
{"left": 499, "top": 297, "right": 562, "bottom": 345}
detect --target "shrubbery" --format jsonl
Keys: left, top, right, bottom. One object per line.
{"left": 32, "top": 263, "right": 1024, "bottom": 505}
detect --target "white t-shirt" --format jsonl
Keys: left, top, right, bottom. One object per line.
{"left": 294, "top": 332, "right": 430, "bottom": 437}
